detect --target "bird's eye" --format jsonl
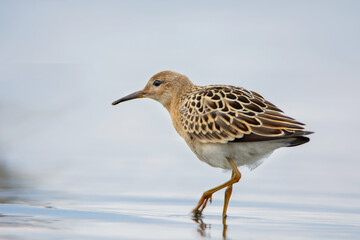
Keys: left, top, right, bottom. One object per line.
{"left": 153, "top": 79, "right": 162, "bottom": 87}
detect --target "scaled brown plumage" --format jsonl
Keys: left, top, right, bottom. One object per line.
{"left": 179, "top": 85, "right": 312, "bottom": 144}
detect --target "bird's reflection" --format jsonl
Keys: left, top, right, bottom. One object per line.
{"left": 222, "top": 217, "right": 228, "bottom": 239}
{"left": 192, "top": 214, "right": 229, "bottom": 239}
{"left": 193, "top": 216, "right": 211, "bottom": 238}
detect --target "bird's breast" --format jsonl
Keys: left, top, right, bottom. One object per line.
{"left": 185, "top": 139, "right": 291, "bottom": 170}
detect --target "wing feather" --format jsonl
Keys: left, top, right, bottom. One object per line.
{"left": 179, "top": 85, "right": 312, "bottom": 143}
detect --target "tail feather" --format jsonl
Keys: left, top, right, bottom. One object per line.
{"left": 232, "top": 130, "right": 314, "bottom": 144}
{"left": 288, "top": 136, "right": 310, "bottom": 147}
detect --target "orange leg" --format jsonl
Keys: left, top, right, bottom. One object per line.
{"left": 192, "top": 157, "right": 241, "bottom": 217}
{"left": 223, "top": 173, "right": 234, "bottom": 218}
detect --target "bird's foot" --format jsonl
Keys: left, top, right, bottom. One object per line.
{"left": 192, "top": 192, "right": 213, "bottom": 216}
{"left": 192, "top": 209, "right": 203, "bottom": 219}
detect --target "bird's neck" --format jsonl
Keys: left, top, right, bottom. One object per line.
{"left": 165, "top": 84, "right": 197, "bottom": 139}
{"left": 164, "top": 83, "right": 195, "bottom": 113}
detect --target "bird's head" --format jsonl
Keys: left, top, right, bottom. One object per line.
{"left": 112, "top": 71, "right": 193, "bottom": 109}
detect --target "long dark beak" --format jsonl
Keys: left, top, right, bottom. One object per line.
{"left": 112, "top": 91, "right": 145, "bottom": 105}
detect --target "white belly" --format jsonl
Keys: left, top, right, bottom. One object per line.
{"left": 187, "top": 139, "right": 294, "bottom": 170}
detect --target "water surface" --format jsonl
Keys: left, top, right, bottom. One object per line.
{"left": 1, "top": 186, "right": 359, "bottom": 240}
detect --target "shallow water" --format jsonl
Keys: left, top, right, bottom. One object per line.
{"left": 1, "top": 187, "right": 359, "bottom": 240}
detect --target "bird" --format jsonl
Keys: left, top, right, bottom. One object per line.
{"left": 112, "top": 70, "right": 313, "bottom": 218}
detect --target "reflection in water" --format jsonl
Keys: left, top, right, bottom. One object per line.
{"left": 193, "top": 216, "right": 211, "bottom": 238}
{"left": 222, "top": 217, "right": 228, "bottom": 239}
{"left": 192, "top": 214, "right": 229, "bottom": 239}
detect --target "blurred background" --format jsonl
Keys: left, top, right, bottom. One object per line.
{"left": 0, "top": 1, "right": 359, "bottom": 239}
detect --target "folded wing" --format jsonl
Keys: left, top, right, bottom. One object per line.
{"left": 179, "top": 85, "right": 313, "bottom": 144}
